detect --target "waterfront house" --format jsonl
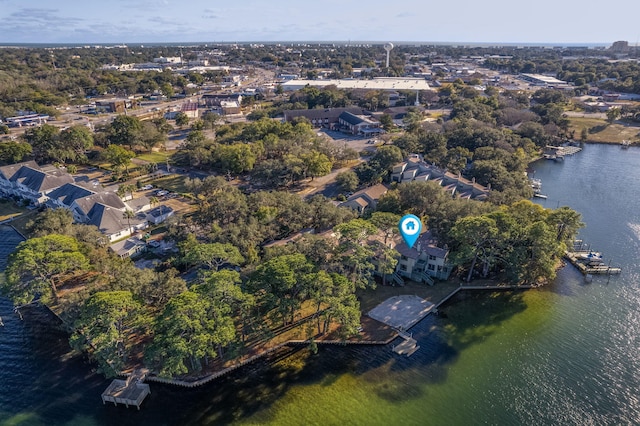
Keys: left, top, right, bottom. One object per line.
{"left": 395, "top": 231, "right": 452, "bottom": 283}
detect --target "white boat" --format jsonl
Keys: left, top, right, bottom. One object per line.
{"left": 530, "top": 178, "right": 542, "bottom": 190}
{"left": 577, "top": 251, "right": 602, "bottom": 260}
{"left": 533, "top": 193, "right": 547, "bottom": 199}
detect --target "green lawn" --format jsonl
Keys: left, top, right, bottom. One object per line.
{"left": 150, "top": 174, "right": 189, "bottom": 193}
{"left": 136, "top": 151, "right": 177, "bottom": 164}
{"left": 0, "top": 200, "right": 26, "bottom": 222}
{"left": 569, "top": 117, "right": 640, "bottom": 144}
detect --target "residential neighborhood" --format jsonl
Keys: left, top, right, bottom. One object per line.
{"left": 0, "top": 161, "right": 174, "bottom": 253}
{"left": 0, "top": 37, "right": 637, "bottom": 425}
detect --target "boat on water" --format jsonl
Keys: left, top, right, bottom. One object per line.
{"left": 530, "top": 178, "right": 542, "bottom": 191}
{"left": 621, "top": 140, "right": 631, "bottom": 149}
{"left": 577, "top": 251, "right": 603, "bottom": 261}
{"left": 533, "top": 193, "right": 548, "bottom": 199}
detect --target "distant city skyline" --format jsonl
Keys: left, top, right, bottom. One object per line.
{"left": 0, "top": 0, "right": 637, "bottom": 45}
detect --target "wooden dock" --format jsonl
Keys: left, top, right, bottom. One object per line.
{"left": 392, "top": 330, "right": 419, "bottom": 357}
{"left": 102, "top": 369, "right": 150, "bottom": 409}
{"left": 565, "top": 251, "right": 621, "bottom": 275}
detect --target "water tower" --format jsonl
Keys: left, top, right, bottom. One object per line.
{"left": 384, "top": 42, "right": 394, "bottom": 68}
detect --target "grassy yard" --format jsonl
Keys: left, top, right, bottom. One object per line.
{"left": 569, "top": 117, "right": 640, "bottom": 144}
{"left": 0, "top": 200, "right": 26, "bottom": 222}
{"left": 136, "top": 150, "right": 177, "bottom": 164}
{"left": 150, "top": 174, "right": 189, "bottom": 193}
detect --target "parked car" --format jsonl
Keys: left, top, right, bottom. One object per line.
{"left": 155, "top": 190, "right": 169, "bottom": 196}
{"left": 141, "top": 184, "right": 153, "bottom": 190}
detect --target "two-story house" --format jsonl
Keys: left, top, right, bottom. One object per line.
{"left": 395, "top": 231, "right": 452, "bottom": 284}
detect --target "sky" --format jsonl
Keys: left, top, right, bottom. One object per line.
{"left": 0, "top": 0, "right": 637, "bottom": 45}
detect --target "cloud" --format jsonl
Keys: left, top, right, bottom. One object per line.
{"left": 9, "top": 8, "right": 83, "bottom": 26}
{"left": 202, "top": 8, "right": 218, "bottom": 19}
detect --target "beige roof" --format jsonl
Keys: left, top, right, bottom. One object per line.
{"left": 353, "top": 183, "right": 388, "bottom": 201}
{"left": 282, "top": 77, "right": 431, "bottom": 91}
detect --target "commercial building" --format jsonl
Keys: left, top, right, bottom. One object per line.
{"left": 280, "top": 77, "right": 431, "bottom": 92}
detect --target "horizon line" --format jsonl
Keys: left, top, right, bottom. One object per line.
{"left": 0, "top": 40, "right": 623, "bottom": 48}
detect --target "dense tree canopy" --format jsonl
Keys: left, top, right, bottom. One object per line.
{"left": 3, "top": 234, "right": 90, "bottom": 305}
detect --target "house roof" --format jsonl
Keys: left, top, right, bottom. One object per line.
{"left": 147, "top": 204, "right": 173, "bottom": 218}
{"left": 339, "top": 111, "right": 367, "bottom": 126}
{"left": 396, "top": 231, "right": 448, "bottom": 260}
{"left": 10, "top": 165, "right": 74, "bottom": 193}
{"left": 87, "top": 204, "right": 125, "bottom": 235}
{"left": 350, "top": 184, "right": 388, "bottom": 202}
{"left": 110, "top": 236, "right": 146, "bottom": 257}
{"left": 283, "top": 107, "right": 366, "bottom": 122}
{"left": 47, "top": 183, "right": 95, "bottom": 207}
{"left": 87, "top": 203, "right": 143, "bottom": 236}
{"left": 74, "top": 192, "right": 126, "bottom": 216}
{"left": 339, "top": 184, "right": 388, "bottom": 211}
{"left": 126, "top": 196, "right": 151, "bottom": 212}
{"left": 181, "top": 102, "right": 198, "bottom": 112}
{"left": 0, "top": 161, "right": 40, "bottom": 181}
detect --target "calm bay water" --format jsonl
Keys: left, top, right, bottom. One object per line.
{"left": 2, "top": 143, "right": 640, "bottom": 425}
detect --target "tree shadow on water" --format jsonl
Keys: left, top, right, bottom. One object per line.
{"left": 438, "top": 290, "right": 528, "bottom": 350}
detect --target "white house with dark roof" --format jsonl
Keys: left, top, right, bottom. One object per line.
{"left": 146, "top": 205, "right": 174, "bottom": 225}
{"left": 72, "top": 192, "right": 127, "bottom": 223}
{"left": 0, "top": 161, "right": 40, "bottom": 196}
{"left": 110, "top": 236, "right": 147, "bottom": 258}
{"left": 125, "top": 196, "right": 151, "bottom": 214}
{"left": 47, "top": 182, "right": 96, "bottom": 209}
{"left": 395, "top": 231, "right": 451, "bottom": 283}
{"left": 86, "top": 203, "right": 147, "bottom": 242}
{"left": 0, "top": 161, "right": 74, "bottom": 205}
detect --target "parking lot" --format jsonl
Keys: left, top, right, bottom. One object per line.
{"left": 319, "top": 129, "right": 381, "bottom": 154}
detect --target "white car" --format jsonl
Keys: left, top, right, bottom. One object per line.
{"left": 156, "top": 190, "right": 169, "bottom": 196}
{"left": 141, "top": 184, "right": 153, "bottom": 190}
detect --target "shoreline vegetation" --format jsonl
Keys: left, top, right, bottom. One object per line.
{"left": 43, "top": 278, "right": 534, "bottom": 388}
{"left": 2, "top": 42, "right": 632, "bottom": 387}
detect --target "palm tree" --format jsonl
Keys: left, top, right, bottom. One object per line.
{"left": 123, "top": 209, "right": 135, "bottom": 235}
{"left": 117, "top": 184, "right": 135, "bottom": 201}
{"left": 150, "top": 196, "right": 159, "bottom": 208}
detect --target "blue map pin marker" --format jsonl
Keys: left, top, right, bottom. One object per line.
{"left": 399, "top": 214, "right": 422, "bottom": 248}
